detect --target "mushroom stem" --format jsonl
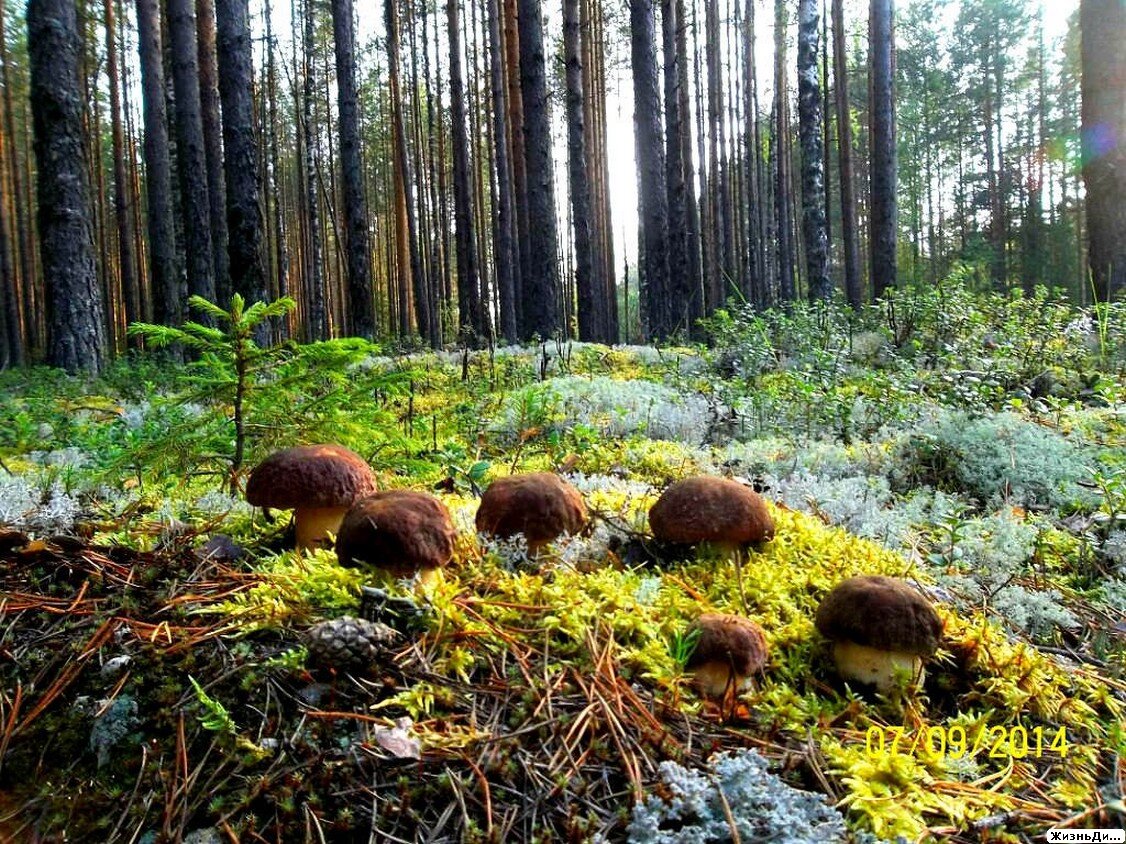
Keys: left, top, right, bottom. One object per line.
{"left": 294, "top": 506, "right": 349, "bottom": 551}
{"left": 692, "top": 660, "right": 751, "bottom": 701}
{"left": 832, "top": 640, "right": 924, "bottom": 692}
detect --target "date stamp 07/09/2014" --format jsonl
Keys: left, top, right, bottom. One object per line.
{"left": 862, "top": 723, "right": 1071, "bottom": 760}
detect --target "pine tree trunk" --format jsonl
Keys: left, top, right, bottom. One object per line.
{"left": 28, "top": 0, "right": 107, "bottom": 373}
{"left": 137, "top": 0, "right": 183, "bottom": 329}
{"left": 302, "top": 0, "right": 326, "bottom": 339}
{"left": 487, "top": 0, "right": 518, "bottom": 342}
{"left": 774, "top": 0, "right": 795, "bottom": 301}
{"left": 263, "top": 0, "right": 290, "bottom": 338}
{"left": 195, "top": 0, "right": 230, "bottom": 302}
{"left": 104, "top": 0, "right": 139, "bottom": 333}
{"left": 831, "top": 0, "right": 861, "bottom": 308}
{"left": 797, "top": 0, "right": 831, "bottom": 299}
{"left": 678, "top": 0, "right": 703, "bottom": 324}
{"left": 868, "top": 0, "right": 896, "bottom": 298}
{"left": 661, "top": 0, "right": 692, "bottom": 335}
{"left": 386, "top": 0, "right": 434, "bottom": 344}
{"left": 564, "top": 0, "right": 596, "bottom": 342}
{"left": 631, "top": 0, "right": 670, "bottom": 339}
{"left": 1081, "top": 0, "right": 1126, "bottom": 302}
{"left": 502, "top": 0, "right": 527, "bottom": 331}
{"left": 331, "top": 0, "right": 375, "bottom": 338}
{"left": 447, "top": 0, "right": 483, "bottom": 343}
{"left": 167, "top": 0, "right": 217, "bottom": 305}
{"left": 517, "top": 0, "right": 562, "bottom": 338}
{"left": 216, "top": 0, "right": 267, "bottom": 311}
{"left": 0, "top": 1, "right": 28, "bottom": 361}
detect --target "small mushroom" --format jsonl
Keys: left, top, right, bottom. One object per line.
{"left": 685, "top": 613, "right": 769, "bottom": 701}
{"left": 337, "top": 490, "right": 457, "bottom": 584}
{"left": 246, "top": 445, "right": 376, "bottom": 551}
{"left": 814, "top": 575, "right": 943, "bottom": 692}
{"left": 475, "top": 472, "right": 587, "bottom": 552}
{"left": 648, "top": 476, "right": 774, "bottom": 556}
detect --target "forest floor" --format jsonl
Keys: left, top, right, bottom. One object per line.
{"left": 1, "top": 281, "right": 1125, "bottom": 842}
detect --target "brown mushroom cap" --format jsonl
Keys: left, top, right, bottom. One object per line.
{"left": 814, "top": 575, "right": 943, "bottom": 656}
{"left": 475, "top": 473, "right": 588, "bottom": 550}
{"left": 246, "top": 445, "right": 375, "bottom": 510}
{"left": 648, "top": 476, "right": 774, "bottom": 545}
{"left": 686, "top": 612, "right": 770, "bottom": 678}
{"left": 337, "top": 490, "right": 457, "bottom": 579}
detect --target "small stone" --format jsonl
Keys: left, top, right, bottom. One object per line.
{"left": 100, "top": 655, "right": 132, "bottom": 683}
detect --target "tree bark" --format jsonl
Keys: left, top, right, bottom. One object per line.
{"left": 28, "top": 0, "right": 107, "bottom": 372}
{"left": 631, "top": 0, "right": 670, "bottom": 338}
{"left": 832, "top": 0, "right": 862, "bottom": 308}
{"left": 195, "top": 0, "right": 229, "bottom": 302}
{"left": 773, "top": 0, "right": 795, "bottom": 301}
{"left": 487, "top": 0, "right": 518, "bottom": 342}
{"left": 1081, "top": 0, "right": 1126, "bottom": 302}
{"left": 448, "top": 0, "right": 484, "bottom": 343}
{"left": 302, "top": 0, "right": 326, "bottom": 339}
{"left": 104, "top": 0, "right": 140, "bottom": 332}
{"left": 517, "top": 0, "right": 562, "bottom": 338}
{"left": 661, "top": 0, "right": 692, "bottom": 335}
{"left": 331, "top": 0, "right": 375, "bottom": 338}
{"left": 798, "top": 0, "right": 831, "bottom": 299}
{"left": 386, "top": 0, "right": 434, "bottom": 344}
{"left": 137, "top": 0, "right": 183, "bottom": 328}
{"left": 869, "top": 0, "right": 897, "bottom": 298}
{"left": 564, "top": 0, "right": 596, "bottom": 342}
{"left": 167, "top": 0, "right": 217, "bottom": 305}
{"left": 216, "top": 0, "right": 267, "bottom": 313}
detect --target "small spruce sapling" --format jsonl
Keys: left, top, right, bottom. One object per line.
{"left": 128, "top": 295, "right": 297, "bottom": 492}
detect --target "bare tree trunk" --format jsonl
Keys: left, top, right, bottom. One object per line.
{"left": 774, "top": 0, "right": 795, "bottom": 301}
{"left": 661, "top": 0, "right": 692, "bottom": 335}
{"left": 264, "top": 0, "right": 289, "bottom": 338}
{"left": 0, "top": 1, "right": 28, "bottom": 361}
{"left": 29, "top": 0, "right": 107, "bottom": 372}
{"left": 798, "top": 0, "right": 831, "bottom": 299}
{"left": 302, "top": 0, "right": 326, "bottom": 339}
{"left": 168, "top": 0, "right": 217, "bottom": 305}
{"left": 104, "top": 0, "right": 139, "bottom": 333}
{"left": 137, "top": 0, "right": 183, "bottom": 329}
{"left": 1081, "top": 0, "right": 1126, "bottom": 301}
{"left": 869, "top": 0, "right": 896, "bottom": 298}
{"left": 832, "top": 0, "right": 861, "bottom": 308}
{"left": 678, "top": 0, "right": 703, "bottom": 324}
{"left": 196, "top": 0, "right": 229, "bottom": 302}
{"left": 631, "top": 0, "right": 670, "bottom": 339}
{"left": 447, "top": 0, "right": 483, "bottom": 343}
{"left": 331, "top": 0, "right": 375, "bottom": 338}
{"left": 517, "top": 0, "right": 562, "bottom": 337}
{"left": 502, "top": 0, "right": 526, "bottom": 331}
{"left": 386, "top": 0, "right": 434, "bottom": 344}
{"left": 487, "top": 0, "right": 518, "bottom": 342}
{"left": 216, "top": 0, "right": 267, "bottom": 311}
{"left": 564, "top": 0, "right": 596, "bottom": 341}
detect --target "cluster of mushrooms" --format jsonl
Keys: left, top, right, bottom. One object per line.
{"left": 246, "top": 444, "right": 944, "bottom": 699}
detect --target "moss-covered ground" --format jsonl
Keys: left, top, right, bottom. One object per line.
{"left": 1, "top": 284, "right": 1125, "bottom": 841}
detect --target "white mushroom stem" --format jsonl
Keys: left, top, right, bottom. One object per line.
{"left": 692, "top": 660, "right": 752, "bottom": 701}
{"left": 833, "top": 640, "right": 925, "bottom": 693}
{"left": 295, "top": 506, "right": 349, "bottom": 551}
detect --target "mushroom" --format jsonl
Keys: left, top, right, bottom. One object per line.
{"left": 814, "top": 575, "right": 943, "bottom": 692}
{"left": 648, "top": 476, "right": 774, "bottom": 555}
{"left": 685, "top": 612, "right": 769, "bottom": 701}
{"left": 475, "top": 472, "right": 588, "bottom": 552}
{"left": 336, "top": 490, "right": 457, "bottom": 584}
{"left": 246, "top": 445, "right": 375, "bottom": 551}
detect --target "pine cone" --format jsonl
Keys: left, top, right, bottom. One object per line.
{"left": 303, "top": 616, "right": 399, "bottom": 673}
